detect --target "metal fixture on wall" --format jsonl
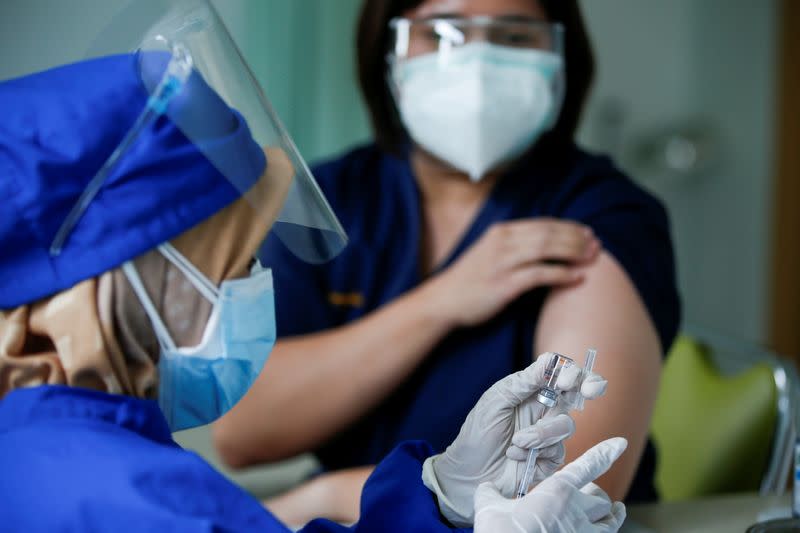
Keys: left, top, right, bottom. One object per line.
{"left": 628, "top": 120, "right": 719, "bottom": 182}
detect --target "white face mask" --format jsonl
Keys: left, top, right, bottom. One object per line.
{"left": 390, "top": 42, "right": 564, "bottom": 181}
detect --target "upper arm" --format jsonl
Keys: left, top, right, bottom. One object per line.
{"left": 534, "top": 250, "right": 663, "bottom": 500}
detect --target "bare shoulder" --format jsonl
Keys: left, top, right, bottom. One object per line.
{"left": 534, "top": 251, "right": 661, "bottom": 362}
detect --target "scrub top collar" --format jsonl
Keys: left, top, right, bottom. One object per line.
{"left": 399, "top": 141, "right": 566, "bottom": 277}
{"left": 0, "top": 385, "right": 174, "bottom": 445}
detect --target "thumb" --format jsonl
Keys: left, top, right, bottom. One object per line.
{"left": 556, "top": 437, "right": 628, "bottom": 489}
{"left": 580, "top": 371, "right": 608, "bottom": 399}
{"left": 474, "top": 481, "right": 504, "bottom": 509}
{"left": 594, "top": 501, "right": 627, "bottom": 532}
{"left": 487, "top": 352, "right": 558, "bottom": 408}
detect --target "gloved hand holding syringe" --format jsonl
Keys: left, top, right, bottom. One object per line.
{"left": 422, "top": 349, "right": 609, "bottom": 528}
{"left": 515, "top": 348, "right": 599, "bottom": 498}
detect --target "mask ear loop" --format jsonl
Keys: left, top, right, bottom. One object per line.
{"left": 121, "top": 261, "right": 177, "bottom": 352}
{"left": 156, "top": 243, "right": 219, "bottom": 302}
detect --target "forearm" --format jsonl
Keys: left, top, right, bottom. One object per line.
{"left": 534, "top": 252, "right": 663, "bottom": 500}
{"left": 214, "top": 280, "right": 454, "bottom": 467}
{"left": 264, "top": 466, "right": 374, "bottom": 527}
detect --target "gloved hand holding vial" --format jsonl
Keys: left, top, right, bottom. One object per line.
{"left": 515, "top": 349, "right": 599, "bottom": 498}
{"left": 422, "top": 350, "right": 608, "bottom": 527}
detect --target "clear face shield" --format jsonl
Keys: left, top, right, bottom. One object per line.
{"left": 10, "top": 0, "right": 348, "bottom": 430}
{"left": 49, "top": 0, "right": 347, "bottom": 265}
{"left": 386, "top": 16, "right": 566, "bottom": 179}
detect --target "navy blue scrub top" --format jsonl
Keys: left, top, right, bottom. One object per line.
{"left": 260, "top": 143, "right": 681, "bottom": 503}
{"left": 0, "top": 386, "right": 466, "bottom": 532}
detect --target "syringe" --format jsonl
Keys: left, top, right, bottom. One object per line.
{"left": 515, "top": 348, "right": 598, "bottom": 499}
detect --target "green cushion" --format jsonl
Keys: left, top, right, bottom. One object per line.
{"left": 651, "top": 335, "right": 778, "bottom": 501}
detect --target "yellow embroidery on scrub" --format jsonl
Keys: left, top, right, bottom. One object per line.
{"left": 327, "top": 292, "right": 364, "bottom": 307}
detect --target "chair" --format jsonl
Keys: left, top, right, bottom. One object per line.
{"left": 650, "top": 327, "right": 797, "bottom": 501}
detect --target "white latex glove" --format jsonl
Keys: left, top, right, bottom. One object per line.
{"left": 474, "top": 437, "right": 628, "bottom": 533}
{"left": 422, "top": 352, "right": 608, "bottom": 527}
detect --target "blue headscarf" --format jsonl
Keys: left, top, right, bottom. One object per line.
{"left": 0, "top": 53, "right": 266, "bottom": 308}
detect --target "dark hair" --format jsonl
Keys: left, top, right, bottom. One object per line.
{"left": 356, "top": 0, "right": 595, "bottom": 158}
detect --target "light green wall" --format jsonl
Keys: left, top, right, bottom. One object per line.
{"left": 0, "top": 0, "right": 372, "bottom": 165}
{"left": 578, "top": 0, "right": 777, "bottom": 343}
{"left": 217, "top": 0, "right": 372, "bottom": 164}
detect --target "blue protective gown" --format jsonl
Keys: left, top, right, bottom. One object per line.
{"left": 0, "top": 385, "right": 466, "bottom": 532}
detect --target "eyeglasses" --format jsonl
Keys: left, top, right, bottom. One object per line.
{"left": 389, "top": 16, "right": 564, "bottom": 59}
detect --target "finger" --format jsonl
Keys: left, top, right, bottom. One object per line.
{"left": 559, "top": 389, "right": 580, "bottom": 410}
{"left": 555, "top": 364, "right": 582, "bottom": 392}
{"left": 536, "top": 441, "right": 566, "bottom": 463}
{"left": 473, "top": 481, "right": 504, "bottom": 510}
{"left": 506, "top": 440, "right": 565, "bottom": 464}
{"left": 488, "top": 353, "right": 559, "bottom": 407}
{"left": 506, "top": 440, "right": 567, "bottom": 476}
{"left": 506, "top": 264, "right": 582, "bottom": 296}
{"left": 581, "top": 371, "right": 608, "bottom": 399}
{"left": 573, "top": 490, "right": 613, "bottom": 524}
{"left": 537, "top": 239, "right": 598, "bottom": 263}
{"left": 504, "top": 224, "right": 596, "bottom": 263}
{"left": 556, "top": 437, "right": 628, "bottom": 488}
{"left": 499, "top": 218, "right": 593, "bottom": 246}
{"left": 583, "top": 238, "right": 603, "bottom": 262}
{"left": 593, "top": 501, "right": 626, "bottom": 531}
{"left": 500, "top": 237, "right": 595, "bottom": 270}
{"left": 611, "top": 502, "right": 627, "bottom": 526}
{"left": 533, "top": 439, "right": 567, "bottom": 473}
{"left": 580, "top": 483, "right": 613, "bottom": 522}
{"left": 505, "top": 219, "right": 592, "bottom": 243}
{"left": 527, "top": 223, "right": 597, "bottom": 261}
{"left": 557, "top": 370, "right": 608, "bottom": 410}
{"left": 511, "top": 414, "right": 575, "bottom": 449}
{"left": 506, "top": 443, "right": 533, "bottom": 462}
{"left": 580, "top": 482, "right": 610, "bottom": 499}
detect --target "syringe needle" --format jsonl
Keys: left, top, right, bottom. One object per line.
{"left": 516, "top": 448, "right": 540, "bottom": 499}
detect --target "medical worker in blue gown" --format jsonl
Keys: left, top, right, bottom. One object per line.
{"left": 0, "top": 0, "right": 628, "bottom": 531}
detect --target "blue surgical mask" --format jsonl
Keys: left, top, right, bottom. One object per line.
{"left": 122, "top": 243, "right": 276, "bottom": 431}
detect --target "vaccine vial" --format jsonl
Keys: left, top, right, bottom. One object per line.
{"left": 535, "top": 352, "right": 575, "bottom": 407}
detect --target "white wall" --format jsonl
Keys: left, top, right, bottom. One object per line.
{"left": 578, "top": 0, "right": 778, "bottom": 344}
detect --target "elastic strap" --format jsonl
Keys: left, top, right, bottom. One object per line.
{"left": 157, "top": 242, "right": 219, "bottom": 302}
{"left": 121, "top": 261, "right": 177, "bottom": 352}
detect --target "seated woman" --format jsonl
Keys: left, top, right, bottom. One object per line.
{"left": 213, "top": 0, "right": 680, "bottom": 525}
